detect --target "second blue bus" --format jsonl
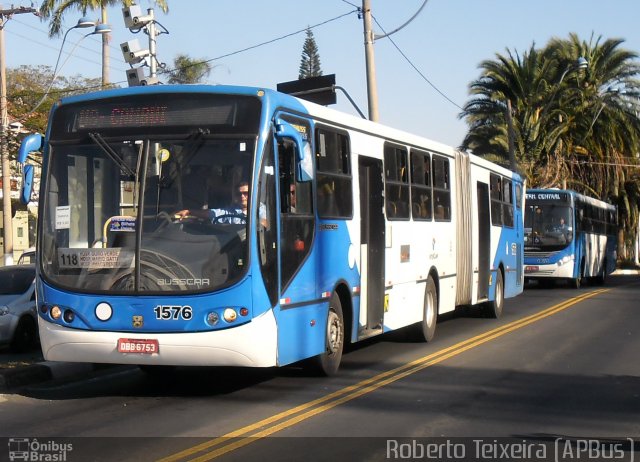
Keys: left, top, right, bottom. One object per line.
{"left": 524, "top": 189, "right": 617, "bottom": 288}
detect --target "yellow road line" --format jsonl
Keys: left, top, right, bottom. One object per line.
{"left": 159, "top": 288, "right": 609, "bottom": 462}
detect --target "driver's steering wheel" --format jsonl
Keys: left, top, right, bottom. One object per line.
{"left": 212, "top": 213, "right": 246, "bottom": 225}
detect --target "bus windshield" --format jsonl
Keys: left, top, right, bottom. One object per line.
{"left": 524, "top": 204, "right": 573, "bottom": 250}
{"left": 40, "top": 94, "right": 260, "bottom": 294}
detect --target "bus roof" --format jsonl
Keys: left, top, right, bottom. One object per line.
{"left": 53, "top": 84, "right": 521, "bottom": 181}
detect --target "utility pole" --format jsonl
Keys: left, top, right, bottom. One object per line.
{"left": 0, "top": 5, "right": 37, "bottom": 266}
{"left": 362, "top": 0, "right": 379, "bottom": 122}
{"left": 147, "top": 8, "right": 157, "bottom": 79}
{"left": 101, "top": 6, "right": 109, "bottom": 87}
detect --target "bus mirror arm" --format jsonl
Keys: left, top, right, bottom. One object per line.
{"left": 18, "top": 133, "right": 43, "bottom": 164}
{"left": 275, "top": 120, "right": 304, "bottom": 160}
{"left": 18, "top": 133, "right": 43, "bottom": 205}
{"left": 275, "top": 119, "right": 313, "bottom": 182}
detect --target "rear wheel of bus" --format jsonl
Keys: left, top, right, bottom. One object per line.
{"left": 484, "top": 269, "right": 504, "bottom": 318}
{"left": 594, "top": 259, "right": 607, "bottom": 286}
{"left": 308, "top": 293, "right": 344, "bottom": 376}
{"left": 414, "top": 276, "right": 438, "bottom": 342}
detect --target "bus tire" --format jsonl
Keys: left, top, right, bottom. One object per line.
{"left": 415, "top": 276, "right": 438, "bottom": 342}
{"left": 570, "top": 260, "right": 584, "bottom": 289}
{"left": 595, "top": 260, "right": 607, "bottom": 286}
{"left": 309, "top": 293, "right": 344, "bottom": 376}
{"left": 484, "top": 270, "right": 504, "bottom": 318}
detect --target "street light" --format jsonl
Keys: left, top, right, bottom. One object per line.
{"left": 3, "top": 18, "right": 111, "bottom": 265}
{"left": 29, "top": 19, "right": 111, "bottom": 114}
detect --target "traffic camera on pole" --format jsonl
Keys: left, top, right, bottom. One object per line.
{"left": 122, "top": 5, "right": 153, "bottom": 30}
{"left": 120, "top": 39, "right": 150, "bottom": 65}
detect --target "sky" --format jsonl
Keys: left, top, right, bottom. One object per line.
{"left": 4, "top": 0, "right": 640, "bottom": 147}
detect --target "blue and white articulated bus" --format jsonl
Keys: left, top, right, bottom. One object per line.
{"left": 18, "top": 85, "right": 524, "bottom": 375}
{"left": 524, "top": 189, "right": 617, "bottom": 288}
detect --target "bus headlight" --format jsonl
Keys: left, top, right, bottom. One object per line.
{"left": 206, "top": 311, "right": 219, "bottom": 326}
{"left": 95, "top": 302, "right": 113, "bottom": 321}
{"left": 51, "top": 305, "right": 62, "bottom": 320}
{"left": 63, "top": 309, "right": 75, "bottom": 323}
{"left": 557, "top": 255, "right": 573, "bottom": 266}
{"left": 223, "top": 308, "right": 237, "bottom": 323}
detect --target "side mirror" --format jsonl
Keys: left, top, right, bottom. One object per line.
{"left": 21, "top": 164, "right": 34, "bottom": 204}
{"left": 275, "top": 119, "right": 313, "bottom": 182}
{"left": 18, "top": 133, "right": 43, "bottom": 164}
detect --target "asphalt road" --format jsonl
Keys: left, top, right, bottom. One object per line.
{"left": 1, "top": 273, "right": 639, "bottom": 462}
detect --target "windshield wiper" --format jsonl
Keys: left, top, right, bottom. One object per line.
{"left": 88, "top": 132, "right": 137, "bottom": 178}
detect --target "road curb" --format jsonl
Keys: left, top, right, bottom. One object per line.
{"left": 0, "top": 361, "right": 95, "bottom": 391}
{"left": 613, "top": 269, "right": 640, "bottom": 275}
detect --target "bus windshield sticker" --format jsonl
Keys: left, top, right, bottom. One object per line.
{"left": 55, "top": 206, "right": 71, "bottom": 230}
{"left": 109, "top": 216, "right": 136, "bottom": 232}
{"left": 58, "top": 248, "right": 134, "bottom": 269}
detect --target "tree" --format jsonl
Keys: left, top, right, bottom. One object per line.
{"left": 39, "top": 0, "right": 169, "bottom": 87}
{"left": 298, "top": 28, "right": 322, "bottom": 79}
{"left": 460, "top": 33, "right": 640, "bottom": 260}
{"left": 8, "top": 65, "right": 101, "bottom": 135}
{"left": 165, "top": 55, "right": 212, "bottom": 84}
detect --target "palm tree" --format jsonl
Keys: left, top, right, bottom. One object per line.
{"left": 166, "top": 54, "right": 212, "bottom": 84}
{"left": 460, "top": 44, "right": 568, "bottom": 183}
{"left": 460, "top": 33, "right": 640, "bottom": 259}
{"left": 39, "top": 0, "right": 169, "bottom": 87}
{"left": 546, "top": 34, "right": 640, "bottom": 190}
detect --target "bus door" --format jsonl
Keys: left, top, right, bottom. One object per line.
{"left": 514, "top": 181, "right": 524, "bottom": 286}
{"left": 358, "top": 156, "right": 385, "bottom": 338}
{"left": 477, "top": 181, "right": 490, "bottom": 299}
{"left": 274, "top": 116, "right": 318, "bottom": 365}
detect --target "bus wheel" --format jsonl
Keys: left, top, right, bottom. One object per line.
{"left": 415, "top": 276, "right": 438, "bottom": 342}
{"left": 595, "top": 260, "right": 607, "bottom": 286}
{"left": 570, "top": 261, "right": 584, "bottom": 289}
{"left": 484, "top": 270, "right": 504, "bottom": 318}
{"left": 309, "top": 293, "right": 344, "bottom": 376}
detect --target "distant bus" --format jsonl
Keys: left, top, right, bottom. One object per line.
{"left": 18, "top": 85, "right": 524, "bottom": 375}
{"left": 524, "top": 189, "right": 617, "bottom": 288}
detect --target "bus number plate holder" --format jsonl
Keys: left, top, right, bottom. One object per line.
{"left": 524, "top": 266, "right": 539, "bottom": 273}
{"left": 117, "top": 338, "right": 159, "bottom": 354}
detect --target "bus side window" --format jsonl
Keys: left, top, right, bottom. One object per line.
{"left": 432, "top": 154, "right": 451, "bottom": 221}
{"left": 490, "top": 173, "right": 503, "bottom": 226}
{"left": 410, "top": 149, "right": 432, "bottom": 221}
{"left": 384, "top": 143, "right": 409, "bottom": 220}
{"left": 502, "top": 178, "right": 514, "bottom": 228}
{"left": 315, "top": 127, "right": 352, "bottom": 219}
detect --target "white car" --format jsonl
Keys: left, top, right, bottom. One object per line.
{"left": 0, "top": 264, "right": 37, "bottom": 352}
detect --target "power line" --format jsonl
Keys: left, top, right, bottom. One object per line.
{"left": 9, "top": 17, "right": 127, "bottom": 73}
{"left": 374, "top": 0, "right": 429, "bottom": 40}
{"left": 162, "top": 10, "right": 358, "bottom": 76}
{"left": 371, "top": 15, "right": 463, "bottom": 110}
{"left": 21, "top": 10, "right": 361, "bottom": 101}
{"left": 12, "top": 16, "right": 126, "bottom": 61}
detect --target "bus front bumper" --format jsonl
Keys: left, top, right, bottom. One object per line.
{"left": 38, "top": 309, "right": 278, "bottom": 367}
{"left": 524, "top": 260, "right": 575, "bottom": 279}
